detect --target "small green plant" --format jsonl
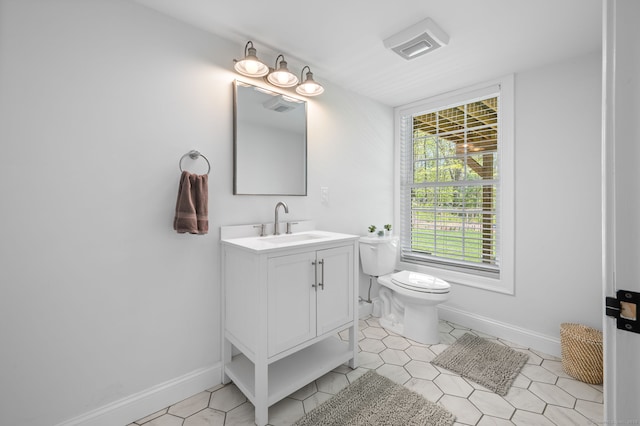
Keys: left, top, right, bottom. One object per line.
{"left": 384, "top": 224, "right": 392, "bottom": 231}
{"left": 368, "top": 225, "right": 377, "bottom": 233}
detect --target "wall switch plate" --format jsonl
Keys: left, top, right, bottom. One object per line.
{"left": 320, "top": 187, "right": 329, "bottom": 205}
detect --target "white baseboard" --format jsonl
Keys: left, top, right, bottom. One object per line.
{"left": 56, "top": 363, "right": 222, "bottom": 426}
{"left": 438, "top": 305, "right": 561, "bottom": 357}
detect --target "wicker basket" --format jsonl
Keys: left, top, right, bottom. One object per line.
{"left": 560, "top": 323, "right": 603, "bottom": 384}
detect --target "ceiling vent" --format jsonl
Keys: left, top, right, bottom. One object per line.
{"left": 383, "top": 18, "right": 450, "bottom": 60}
{"left": 262, "top": 95, "right": 301, "bottom": 113}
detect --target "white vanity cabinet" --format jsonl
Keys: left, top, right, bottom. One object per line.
{"left": 268, "top": 245, "right": 354, "bottom": 357}
{"left": 221, "top": 229, "right": 358, "bottom": 426}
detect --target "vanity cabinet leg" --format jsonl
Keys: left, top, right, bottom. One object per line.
{"left": 348, "top": 324, "right": 358, "bottom": 368}
{"left": 222, "top": 338, "right": 232, "bottom": 384}
{"left": 255, "top": 362, "right": 269, "bottom": 426}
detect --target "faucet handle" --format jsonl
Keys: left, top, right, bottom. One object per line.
{"left": 286, "top": 222, "right": 299, "bottom": 234}
{"left": 253, "top": 223, "right": 266, "bottom": 237}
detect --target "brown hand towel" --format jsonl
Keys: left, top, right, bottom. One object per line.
{"left": 173, "top": 171, "right": 208, "bottom": 234}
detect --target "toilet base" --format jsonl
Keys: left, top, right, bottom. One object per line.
{"left": 379, "top": 313, "right": 404, "bottom": 336}
{"left": 404, "top": 304, "right": 440, "bottom": 344}
{"left": 378, "top": 305, "right": 440, "bottom": 344}
{"left": 377, "top": 286, "right": 443, "bottom": 345}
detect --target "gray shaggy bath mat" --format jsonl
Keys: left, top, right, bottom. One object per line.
{"left": 293, "top": 370, "right": 455, "bottom": 426}
{"left": 431, "top": 333, "right": 529, "bottom": 396}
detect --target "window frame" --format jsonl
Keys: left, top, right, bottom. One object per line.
{"left": 394, "top": 75, "right": 515, "bottom": 294}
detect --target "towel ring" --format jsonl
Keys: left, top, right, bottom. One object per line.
{"left": 179, "top": 150, "right": 211, "bottom": 175}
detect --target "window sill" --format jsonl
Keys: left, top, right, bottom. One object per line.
{"left": 397, "top": 260, "right": 514, "bottom": 295}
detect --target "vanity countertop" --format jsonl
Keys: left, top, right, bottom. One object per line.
{"left": 221, "top": 230, "right": 359, "bottom": 253}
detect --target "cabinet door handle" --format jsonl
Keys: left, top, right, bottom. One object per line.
{"left": 311, "top": 261, "right": 317, "bottom": 288}
{"left": 318, "top": 259, "right": 324, "bottom": 290}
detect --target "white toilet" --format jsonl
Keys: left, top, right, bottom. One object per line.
{"left": 359, "top": 236, "right": 450, "bottom": 344}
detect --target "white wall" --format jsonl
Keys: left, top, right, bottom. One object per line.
{"left": 439, "top": 51, "right": 603, "bottom": 349}
{"left": 0, "top": 1, "right": 393, "bottom": 425}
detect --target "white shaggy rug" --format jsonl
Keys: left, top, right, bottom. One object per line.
{"left": 431, "top": 333, "right": 529, "bottom": 396}
{"left": 292, "top": 370, "right": 455, "bottom": 426}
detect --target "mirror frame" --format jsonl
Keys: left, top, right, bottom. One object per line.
{"left": 233, "top": 80, "right": 308, "bottom": 196}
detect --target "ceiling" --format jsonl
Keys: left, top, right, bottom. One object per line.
{"left": 132, "top": 0, "right": 602, "bottom": 107}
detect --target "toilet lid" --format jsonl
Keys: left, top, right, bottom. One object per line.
{"left": 390, "top": 271, "right": 450, "bottom": 294}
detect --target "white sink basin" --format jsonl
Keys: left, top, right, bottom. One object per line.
{"left": 262, "top": 233, "right": 324, "bottom": 245}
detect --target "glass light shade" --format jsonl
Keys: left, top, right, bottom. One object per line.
{"left": 267, "top": 59, "right": 299, "bottom": 87}
{"left": 296, "top": 70, "right": 324, "bottom": 96}
{"left": 234, "top": 45, "right": 269, "bottom": 77}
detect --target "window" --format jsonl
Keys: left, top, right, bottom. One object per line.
{"left": 395, "top": 76, "right": 514, "bottom": 293}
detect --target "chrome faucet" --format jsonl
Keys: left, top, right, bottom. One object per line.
{"left": 274, "top": 201, "right": 289, "bottom": 235}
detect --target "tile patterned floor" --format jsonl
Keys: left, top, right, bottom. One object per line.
{"left": 128, "top": 317, "right": 603, "bottom": 426}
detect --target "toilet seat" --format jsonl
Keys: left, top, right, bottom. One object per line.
{"left": 390, "top": 270, "right": 450, "bottom": 294}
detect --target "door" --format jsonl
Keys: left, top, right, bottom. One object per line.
{"left": 602, "top": 0, "right": 640, "bottom": 422}
{"left": 316, "top": 245, "right": 354, "bottom": 336}
{"left": 267, "top": 251, "right": 317, "bottom": 357}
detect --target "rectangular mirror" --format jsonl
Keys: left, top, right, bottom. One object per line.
{"left": 233, "top": 80, "right": 307, "bottom": 195}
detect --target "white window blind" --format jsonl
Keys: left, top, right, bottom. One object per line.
{"left": 399, "top": 91, "right": 501, "bottom": 275}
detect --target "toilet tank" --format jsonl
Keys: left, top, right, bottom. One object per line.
{"left": 359, "top": 236, "right": 399, "bottom": 276}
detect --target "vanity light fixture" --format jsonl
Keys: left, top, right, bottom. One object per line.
{"left": 234, "top": 41, "right": 269, "bottom": 77}
{"left": 267, "top": 54, "right": 299, "bottom": 88}
{"left": 233, "top": 41, "right": 324, "bottom": 96}
{"left": 296, "top": 66, "right": 324, "bottom": 96}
